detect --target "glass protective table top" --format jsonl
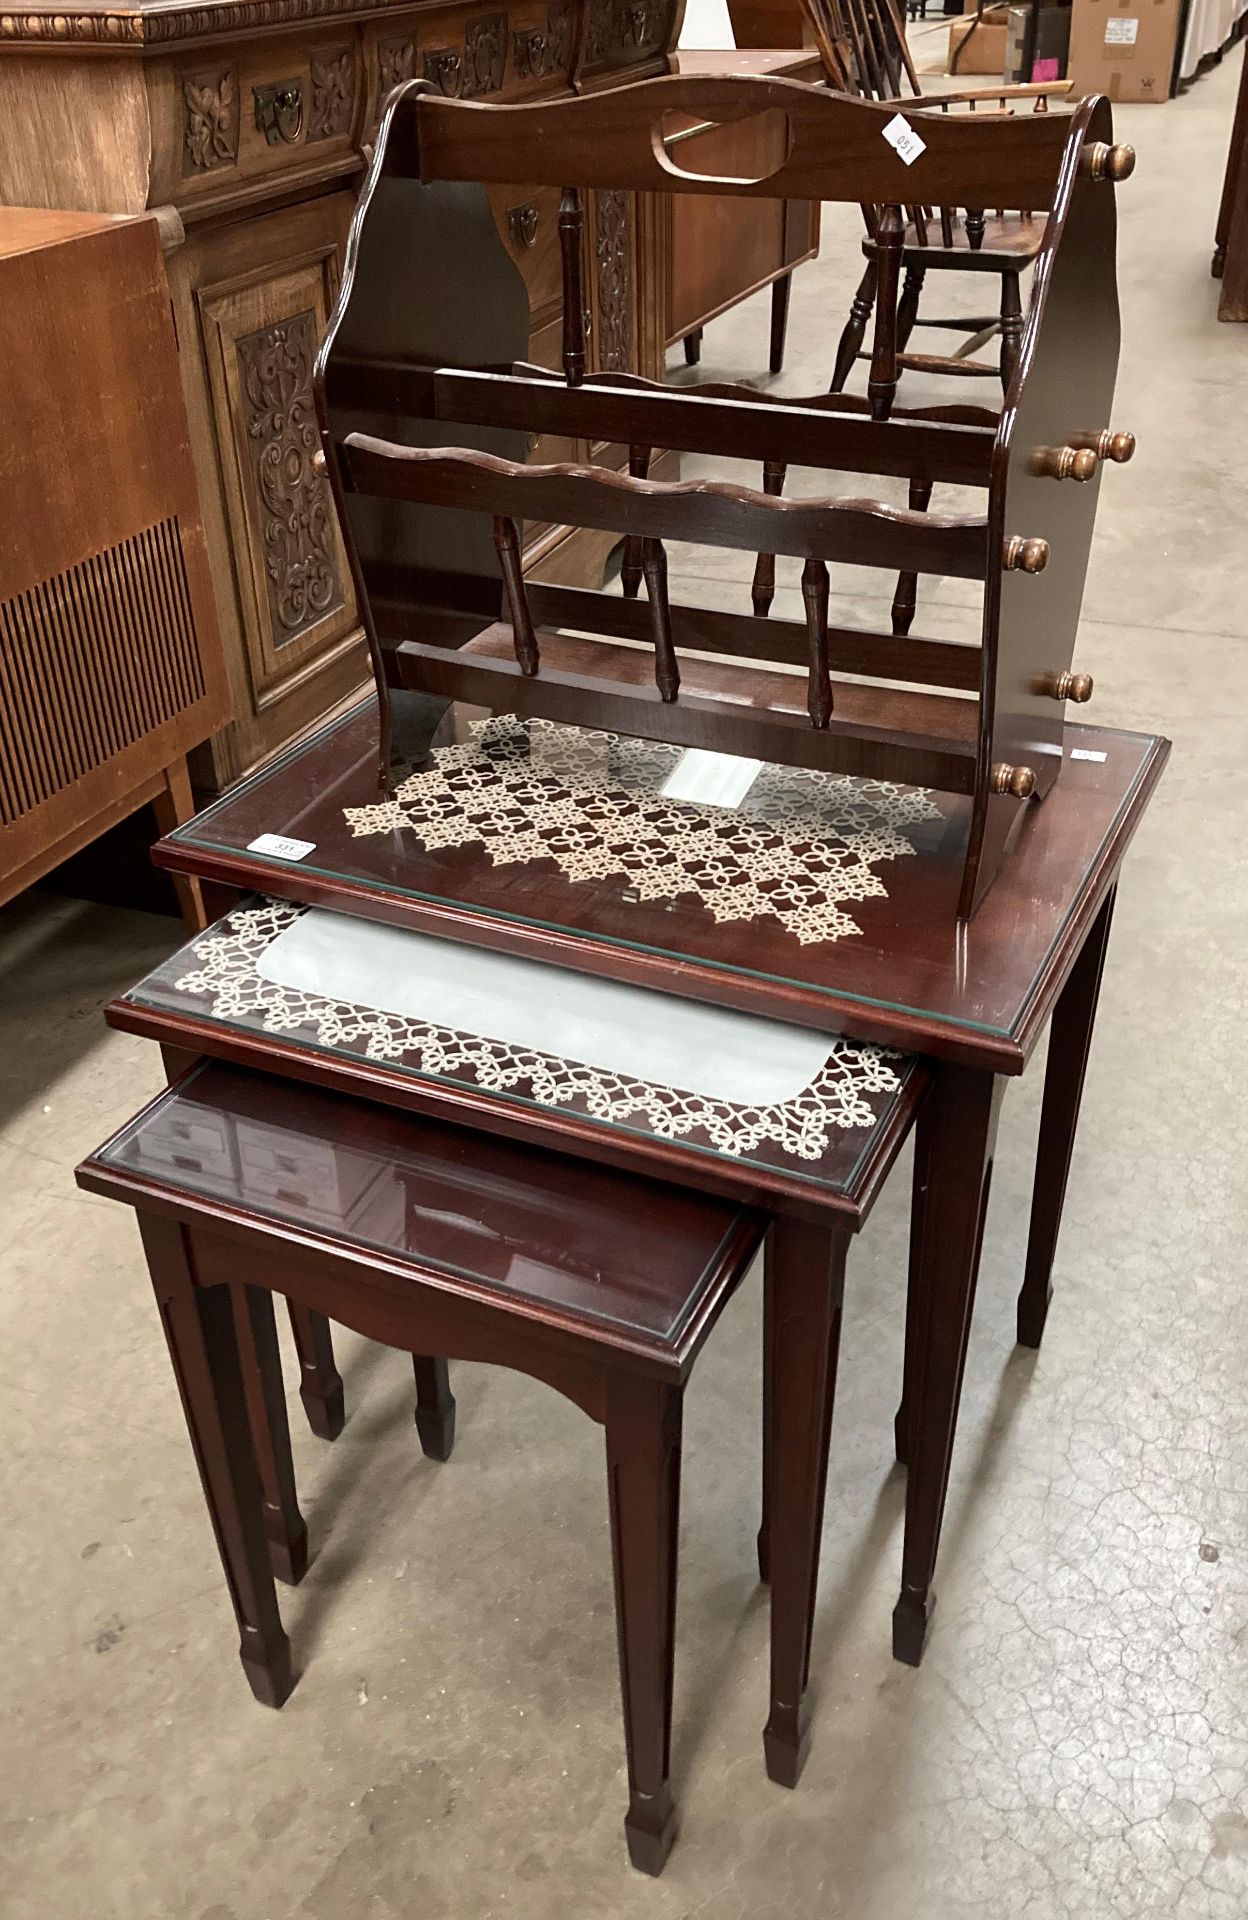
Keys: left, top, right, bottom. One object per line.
{"left": 156, "top": 695, "right": 1169, "bottom": 1064}
{"left": 118, "top": 897, "right": 922, "bottom": 1203}
{"left": 82, "top": 1061, "right": 761, "bottom": 1344}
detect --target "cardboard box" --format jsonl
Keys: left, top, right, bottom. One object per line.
{"left": 948, "top": 6, "right": 1010, "bottom": 74}
{"left": 1006, "top": 4, "right": 1071, "bottom": 80}
{"left": 1066, "top": 0, "right": 1179, "bottom": 100}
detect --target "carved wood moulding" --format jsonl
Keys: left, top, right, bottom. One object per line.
{"left": 423, "top": 9, "right": 508, "bottom": 97}
{"left": 583, "top": 0, "right": 665, "bottom": 65}
{"left": 182, "top": 67, "right": 239, "bottom": 173}
{"left": 236, "top": 310, "right": 344, "bottom": 644}
{"left": 513, "top": 0, "right": 572, "bottom": 77}
{"left": 308, "top": 46, "right": 353, "bottom": 141}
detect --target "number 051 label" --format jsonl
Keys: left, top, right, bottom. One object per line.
{"left": 882, "top": 113, "right": 927, "bottom": 167}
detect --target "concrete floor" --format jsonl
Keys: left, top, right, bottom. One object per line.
{"left": 3, "top": 54, "right": 1248, "bottom": 1920}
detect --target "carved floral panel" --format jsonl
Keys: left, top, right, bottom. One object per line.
{"left": 309, "top": 49, "right": 355, "bottom": 142}
{"left": 236, "top": 310, "right": 344, "bottom": 646}
{"left": 182, "top": 68, "right": 239, "bottom": 173}
{"left": 595, "top": 191, "right": 632, "bottom": 372}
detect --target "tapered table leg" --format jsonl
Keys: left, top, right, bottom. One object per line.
{"left": 757, "top": 1228, "right": 775, "bottom": 1584}
{"left": 233, "top": 1285, "right": 309, "bottom": 1585}
{"left": 893, "top": 1065, "right": 1003, "bottom": 1667}
{"left": 763, "top": 1218, "right": 849, "bottom": 1787}
{"left": 894, "top": 1091, "right": 935, "bottom": 1468}
{"left": 1018, "top": 886, "right": 1117, "bottom": 1349}
{"left": 412, "top": 1356, "right": 456, "bottom": 1461}
{"left": 605, "top": 1375, "right": 682, "bottom": 1876}
{"left": 140, "top": 1215, "right": 293, "bottom": 1707}
{"left": 286, "top": 1302, "right": 345, "bottom": 1440}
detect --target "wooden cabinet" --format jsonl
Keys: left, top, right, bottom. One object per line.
{"left": 0, "top": 1, "right": 817, "bottom": 786}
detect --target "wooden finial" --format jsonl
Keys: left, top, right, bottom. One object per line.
{"left": 312, "top": 447, "right": 328, "bottom": 477}
{"left": 990, "top": 764, "right": 1036, "bottom": 798}
{"left": 1083, "top": 141, "right": 1136, "bottom": 182}
{"left": 1003, "top": 535, "right": 1049, "bottom": 573}
{"left": 1037, "top": 670, "right": 1094, "bottom": 703}
{"left": 1031, "top": 446, "right": 1099, "bottom": 482}
{"left": 1098, "top": 430, "right": 1136, "bottom": 463}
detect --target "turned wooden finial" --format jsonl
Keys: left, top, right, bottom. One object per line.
{"left": 1038, "top": 670, "right": 1094, "bottom": 703}
{"left": 1097, "top": 429, "right": 1136, "bottom": 463}
{"left": 1083, "top": 141, "right": 1135, "bottom": 182}
{"left": 990, "top": 764, "right": 1037, "bottom": 799}
{"left": 312, "top": 447, "right": 328, "bottom": 477}
{"left": 1031, "top": 446, "right": 1099, "bottom": 482}
{"left": 1003, "top": 535, "right": 1049, "bottom": 573}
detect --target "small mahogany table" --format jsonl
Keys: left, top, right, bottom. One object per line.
{"left": 115, "top": 698, "right": 1167, "bottom": 1700}
{"left": 77, "top": 1057, "right": 925, "bottom": 1870}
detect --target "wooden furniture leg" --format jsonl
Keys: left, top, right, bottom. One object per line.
{"left": 831, "top": 259, "right": 877, "bottom": 392}
{"left": 890, "top": 477, "right": 932, "bottom": 637}
{"left": 763, "top": 1217, "right": 849, "bottom": 1788}
{"left": 286, "top": 1303, "right": 345, "bottom": 1440}
{"left": 151, "top": 758, "right": 207, "bottom": 934}
{"left": 896, "top": 262, "right": 926, "bottom": 350}
{"left": 233, "top": 1285, "right": 309, "bottom": 1585}
{"left": 757, "top": 1227, "right": 775, "bottom": 1583}
{"left": 893, "top": 1063, "right": 1003, "bottom": 1667}
{"left": 1018, "top": 885, "right": 1117, "bottom": 1348}
{"left": 139, "top": 1215, "right": 293, "bottom": 1707}
{"left": 683, "top": 328, "right": 703, "bottom": 365}
{"left": 413, "top": 1355, "right": 456, "bottom": 1460}
{"left": 605, "top": 1374, "right": 683, "bottom": 1875}
{"left": 894, "top": 1087, "right": 934, "bottom": 1467}
{"left": 769, "top": 270, "right": 792, "bottom": 373}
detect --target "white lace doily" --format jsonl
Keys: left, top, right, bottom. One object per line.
{"left": 172, "top": 900, "right": 907, "bottom": 1165}
{"left": 342, "top": 717, "right": 940, "bottom": 946}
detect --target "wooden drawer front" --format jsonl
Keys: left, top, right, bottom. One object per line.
{"left": 490, "top": 184, "right": 564, "bottom": 325}
{"left": 667, "top": 110, "right": 787, "bottom": 342}
{"left": 197, "top": 211, "right": 356, "bottom": 711}
{"left": 173, "top": 35, "right": 362, "bottom": 204}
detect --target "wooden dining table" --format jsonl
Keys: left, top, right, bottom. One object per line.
{"left": 110, "top": 693, "right": 1168, "bottom": 1778}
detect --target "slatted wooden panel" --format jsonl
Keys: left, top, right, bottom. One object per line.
{"left": 0, "top": 518, "right": 205, "bottom": 826}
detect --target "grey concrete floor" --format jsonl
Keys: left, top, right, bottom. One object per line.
{"left": 3, "top": 56, "right": 1248, "bottom": 1920}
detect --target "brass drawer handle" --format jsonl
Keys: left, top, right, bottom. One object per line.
{"left": 254, "top": 82, "right": 304, "bottom": 146}
{"left": 507, "top": 203, "right": 540, "bottom": 249}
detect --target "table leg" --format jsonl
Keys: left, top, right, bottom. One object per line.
{"left": 893, "top": 1064, "right": 1003, "bottom": 1667}
{"left": 763, "top": 1218, "right": 849, "bottom": 1788}
{"left": 757, "top": 1227, "right": 775, "bottom": 1584}
{"left": 605, "top": 1374, "right": 682, "bottom": 1875}
{"left": 233, "top": 1285, "right": 308, "bottom": 1585}
{"left": 894, "top": 1089, "right": 935, "bottom": 1467}
{"left": 139, "top": 1214, "right": 293, "bottom": 1707}
{"left": 1018, "top": 885, "right": 1117, "bottom": 1349}
{"left": 286, "top": 1302, "right": 345, "bottom": 1440}
{"left": 413, "top": 1356, "right": 456, "bottom": 1461}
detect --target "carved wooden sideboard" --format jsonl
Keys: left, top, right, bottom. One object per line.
{"left": 0, "top": 0, "right": 815, "bottom": 787}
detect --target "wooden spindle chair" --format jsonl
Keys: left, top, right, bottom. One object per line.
{"left": 314, "top": 74, "right": 1133, "bottom": 919}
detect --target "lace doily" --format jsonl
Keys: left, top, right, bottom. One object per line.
{"left": 172, "top": 900, "right": 906, "bottom": 1164}
{"left": 343, "top": 717, "right": 940, "bottom": 946}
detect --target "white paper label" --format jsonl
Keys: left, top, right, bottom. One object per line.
{"left": 1070, "top": 748, "right": 1108, "bottom": 763}
{"left": 247, "top": 832, "right": 316, "bottom": 861}
{"left": 1104, "top": 16, "right": 1139, "bottom": 44}
{"left": 882, "top": 113, "right": 927, "bottom": 168}
{"left": 661, "top": 749, "right": 761, "bottom": 809}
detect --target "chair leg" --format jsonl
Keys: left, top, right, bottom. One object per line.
{"left": 831, "top": 260, "right": 877, "bottom": 394}
{"left": 151, "top": 758, "right": 207, "bottom": 934}
{"left": 750, "top": 461, "right": 787, "bottom": 617}
{"left": 890, "top": 478, "right": 933, "bottom": 637}
{"left": 757, "top": 1228, "right": 775, "bottom": 1583}
{"left": 286, "top": 1303, "right": 345, "bottom": 1440}
{"left": 413, "top": 1356, "right": 457, "bottom": 1461}
{"left": 683, "top": 328, "right": 703, "bottom": 366}
{"left": 605, "top": 1374, "right": 682, "bottom": 1876}
{"left": 233, "top": 1285, "right": 309, "bottom": 1585}
{"left": 140, "top": 1216, "right": 293, "bottom": 1708}
{"left": 620, "top": 445, "right": 651, "bottom": 598}
{"left": 763, "top": 1217, "right": 849, "bottom": 1789}
{"left": 999, "top": 271, "right": 1024, "bottom": 394}
{"left": 769, "top": 271, "right": 792, "bottom": 374}
{"left": 896, "top": 264, "right": 926, "bottom": 352}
